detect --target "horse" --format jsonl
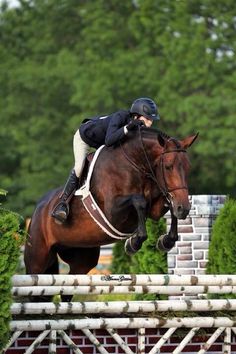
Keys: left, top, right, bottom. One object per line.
{"left": 24, "top": 127, "right": 198, "bottom": 277}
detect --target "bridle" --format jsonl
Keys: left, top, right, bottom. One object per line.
{"left": 120, "top": 128, "right": 188, "bottom": 205}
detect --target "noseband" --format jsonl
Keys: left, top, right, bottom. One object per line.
{"left": 120, "top": 129, "right": 188, "bottom": 205}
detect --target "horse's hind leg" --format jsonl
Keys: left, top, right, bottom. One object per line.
{"left": 24, "top": 233, "right": 57, "bottom": 274}
{"left": 24, "top": 238, "right": 58, "bottom": 302}
{"left": 24, "top": 236, "right": 46, "bottom": 274}
{"left": 58, "top": 247, "right": 100, "bottom": 302}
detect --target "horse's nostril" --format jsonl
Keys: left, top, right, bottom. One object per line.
{"left": 177, "top": 205, "right": 189, "bottom": 219}
{"left": 176, "top": 204, "right": 190, "bottom": 219}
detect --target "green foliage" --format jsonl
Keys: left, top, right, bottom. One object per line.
{"left": 207, "top": 198, "right": 236, "bottom": 299}
{"left": 111, "top": 218, "right": 167, "bottom": 274}
{"left": 207, "top": 198, "right": 236, "bottom": 274}
{"left": 0, "top": 0, "right": 235, "bottom": 217}
{"left": 110, "top": 241, "right": 131, "bottom": 275}
{"left": 0, "top": 189, "right": 7, "bottom": 205}
{"left": 0, "top": 207, "right": 26, "bottom": 350}
{"left": 131, "top": 218, "right": 167, "bottom": 300}
{"left": 130, "top": 219, "right": 167, "bottom": 275}
{"left": 111, "top": 218, "right": 167, "bottom": 300}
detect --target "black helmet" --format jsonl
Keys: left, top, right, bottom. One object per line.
{"left": 130, "top": 97, "right": 160, "bottom": 121}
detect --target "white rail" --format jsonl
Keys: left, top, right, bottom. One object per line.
{"left": 10, "top": 299, "right": 236, "bottom": 315}
{"left": 12, "top": 274, "right": 236, "bottom": 286}
{"left": 10, "top": 317, "right": 236, "bottom": 331}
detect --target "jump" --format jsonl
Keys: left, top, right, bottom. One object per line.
{"left": 24, "top": 127, "right": 198, "bottom": 276}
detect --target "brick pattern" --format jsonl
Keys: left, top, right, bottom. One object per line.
{"left": 166, "top": 195, "right": 226, "bottom": 277}
{"left": 5, "top": 329, "right": 236, "bottom": 354}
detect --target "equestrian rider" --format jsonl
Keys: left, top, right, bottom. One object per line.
{"left": 51, "top": 97, "right": 160, "bottom": 224}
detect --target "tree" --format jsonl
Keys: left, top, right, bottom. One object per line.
{"left": 111, "top": 218, "right": 167, "bottom": 275}
{"left": 207, "top": 198, "right": 236, "bottom": 299}
{"left": 111, "top": 218, "right": 167, "bottom": 300}
{"left": 130, "top": 219, "right": 167, "bottom": 275}
{"left": 207, "top": 198, "right": 236, "bottom": 274}
{"left": 0, "top": 0, "right": 235, "bottom": 217}
{"left": 0, "top": 189, "right": 26, "bottom": 350}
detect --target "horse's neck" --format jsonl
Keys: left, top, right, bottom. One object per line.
{"left": 123, "top": 135, "right": 161, "bottom": 164}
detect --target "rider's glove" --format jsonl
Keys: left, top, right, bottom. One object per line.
{"left": 126, "top": 120, "right": 144, "bottom": 131}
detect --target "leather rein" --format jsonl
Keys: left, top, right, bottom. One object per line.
{"left": 120, "top": 128, "right": 188, "bottom": 204}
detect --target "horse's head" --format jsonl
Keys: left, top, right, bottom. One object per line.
{"left": 153, "top": 132, "right": 198, "bottom": 219}
{"left": 120, "top": 128, "right": 198, "bottom": 220}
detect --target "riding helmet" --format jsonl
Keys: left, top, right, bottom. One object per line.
{"left": 130, "top": 97, "right": 160, "bottom": 121}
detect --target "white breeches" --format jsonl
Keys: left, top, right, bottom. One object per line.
{"left": 73, "top": 129, "right": 89, "bottom": 178}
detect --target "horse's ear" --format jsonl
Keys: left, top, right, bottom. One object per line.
{"left": 180, "top": 133, "right": 199, "bottom": 149}
{"left": 157, "top": 133, "right": 166, "bottom": 147}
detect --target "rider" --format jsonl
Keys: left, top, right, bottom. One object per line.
{"left": 51, "top": 97, "right": 160, "bottom": 224}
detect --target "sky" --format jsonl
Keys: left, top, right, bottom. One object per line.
{"left": 0, "top": 0, "right": 20, "bottom": 7}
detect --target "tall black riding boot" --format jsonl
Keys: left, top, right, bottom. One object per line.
{"left": 51, "top": 169, "right": 79, "bottom": 224}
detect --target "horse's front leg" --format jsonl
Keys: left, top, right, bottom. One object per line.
{"left": 156, "top": 212, "right": 178, "bottom": 252}
{"left": 124, "top": 195, "right": 147, "bottom": 256}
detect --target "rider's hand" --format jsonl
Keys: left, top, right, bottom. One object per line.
{"left": 126, "top": 119, "right": 144, "bottom": 131}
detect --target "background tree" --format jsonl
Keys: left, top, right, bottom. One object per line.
{"left": 207, "top": 197, "right": 236, "bottom": 298}
{"left": 207, "top": 198, "right": 236, "bottom": 274}
{"left": 0, "top": 0, "right": 235, "bottom": 217}
{"left": 111, "top": 218, "right": 167, "bottom": 299}
{"left": 111, "top": 219, "right": 167, "bottom": 274}
{"left": 130, "top": 219, "right": 167, "bottom": 275}
{"left": 0, "top": 189, "right": 26, "bottom": 350}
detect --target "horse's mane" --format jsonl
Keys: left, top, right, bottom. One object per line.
{"left": 140, "top": 127, "right": 172, "bottom": 141}
{"left": 139, "top": 127, "right": 182, "bottom": 149}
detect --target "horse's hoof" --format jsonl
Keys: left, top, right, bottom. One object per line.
{"left": 124, "top": 237, "right": 137, "bottom": 256}
{"left": 156, "top": 234, "right": 174, "bottom": 252}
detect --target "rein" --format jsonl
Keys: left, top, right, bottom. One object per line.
{"left": 120, "top": 128, "right": 188, "bottom": 204}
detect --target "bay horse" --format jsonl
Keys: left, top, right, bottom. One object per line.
{"left": 24, "top": 128, "right": 198, "bottom": 277}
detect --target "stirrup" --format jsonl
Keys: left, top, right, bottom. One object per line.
{"left": 51, "top": 202, "right": 69, "bottom": 224}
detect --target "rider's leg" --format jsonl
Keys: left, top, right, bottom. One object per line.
{"left": 73, "top": 129, "right": 90, "bottom": 179}
{"left": 51, "top": 130, "right": 89, "bottom": 224}
{"left": 51, "top": 169, "right": 78, "bottom": 223}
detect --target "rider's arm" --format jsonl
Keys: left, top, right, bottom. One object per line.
{"left": 105, "top": 111, "right": 130, "bottom": 147}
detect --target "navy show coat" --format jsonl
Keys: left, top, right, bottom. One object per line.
{"left": 79, "top": 110, "right": 132, "bottom": 149}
